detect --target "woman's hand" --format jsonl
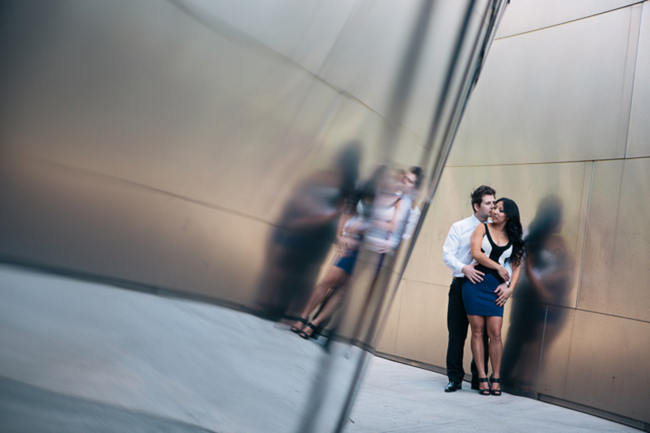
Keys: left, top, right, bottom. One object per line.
{"left": 338, "top": 236, "right": 359, "bottom": 252}
{"left": 494, "top": 283, "right": 513, "bottom": 307}
{"left": 497, "top": 266, "right": 510, "bottom": 282}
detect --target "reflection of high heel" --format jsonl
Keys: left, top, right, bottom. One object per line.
{"left": 478, "top": 377, "right": 490, "bottom": 396}
{"left": 290, "top": 318, "right": 307, "bottom": 334}
{"left": 298, "top": 322, "right": 317, "bottom": 339}
{"left": 490, "top": 375, "right": 501, "bottom": 396}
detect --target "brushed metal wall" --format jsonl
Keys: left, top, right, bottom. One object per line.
{"left": 376, "top": 1, "right": 650, "bottom": 429}
{"left": 0, "top": 0, "right": 492, "bottom": 303}
{"left": 0, "top": 1, "right": 508, "bottom": 432}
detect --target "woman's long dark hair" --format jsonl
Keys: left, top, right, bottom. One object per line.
{"left": 497, "top": 197, "right": 525, "bottom": 267}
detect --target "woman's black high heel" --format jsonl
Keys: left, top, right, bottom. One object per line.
{"left": 290, "top": 318, "right": 307, "bottom": 334}
{"left": 490, "top": 375, "right": 502, "bottom": 396}
{"left": 298, "top": 322, "right": 317, "bottom": 339}
{"left": 478, "top": 377, "right": 490, "bottom": 395}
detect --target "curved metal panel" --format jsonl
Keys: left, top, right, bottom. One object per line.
{"left": 176, "top": 0, "right": 360, "bottom": 74}
{"left": 391, "top": 280, "right": 448, "bottom": 364}
{"left": 449, "top": 5, "right": 640, "bottom": 165}
{"left": 495, "top": 0, "right": 640, "bottom": 38}
{"left": 579, "top": 158, "right": 650, "bottom": 321}
{"left": 0, "top": 1, "right": 508, "bottom": 432}
{"left": 564, "top": 310, "right": 650, "bottom": 422}
{"left": 627, "top": 1, "right": 650, "bottom": 158}
{"left": 376, "top": 2, "right": 650, "bottom": 429}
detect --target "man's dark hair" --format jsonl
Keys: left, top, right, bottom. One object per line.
{"left": 470, "top": 185, "right": 495, "bottom": 211}
{"left": 409, "top": 166, "right": 423, "bottom": 189}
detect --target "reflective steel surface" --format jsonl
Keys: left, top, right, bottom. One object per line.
{"left": 495, "top": 0, "right": 640, "bottom": 38}
{"left": 581, "top": 158, "right": 650, "bottom": 321}
{"left": 628, "top": 1, "right": 650, "bottom": 158}
{"left": 449, "top": 4, "right": 640, "bottom": 165}
{"left": 376, "top": 1, "right": 650, "bottom": 429}
{"left": 0, "top": 0, "right": 508, "bottom": 432}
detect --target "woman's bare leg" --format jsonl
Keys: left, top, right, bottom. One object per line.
{"left": 468, "top": 315, "right": 488, "bottom": 390}
{"left": 486, "top": 316, "right": 504, "bottom": 391}
{"left": 310, "top": 283, "right": 348, "bottom": 329}
{"left": 292, "top": 266, "right": 347, "bottom": 329}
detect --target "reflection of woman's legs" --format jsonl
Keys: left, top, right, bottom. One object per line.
{"left": 486, "top": 316, "right": 503, "bottom": 389}
{"left": 294, "top": 265, "right": 348, "bottom": 327}
{"left": 468, "top": 315, "right": 488, "bottom": 388}
{"left": 310, "top": 283, "right": 347, "bottom": 328}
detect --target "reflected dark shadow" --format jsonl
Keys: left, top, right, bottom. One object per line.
{"left": 502, "top": 195, "right": 573, "bottom": 393}
{"left": 287, "top": 165, "right": 382, "bottom": 340}
{"left": 254, "top": 142, "right": 361, "bottom": 322}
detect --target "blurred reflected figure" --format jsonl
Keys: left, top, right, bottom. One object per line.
{"left": 255, "top": 142, "right": 361, "bottom": 322}
{"left": 502, "top": 196, "right": 572, "bottom": 392}
{"left": 364, "top": 167, "right": 419, "bottom": 255}
{"left": 290, "top": 166, "right": 381, "bottom": 338}
{"left": 291, "top": 166, "right": 422, "bottom": 339}
{"left": 345, "top": 166, "right": 423, "bottom": 346}
{"left": 401, "top": 167, "right": 424, "bottom": 242}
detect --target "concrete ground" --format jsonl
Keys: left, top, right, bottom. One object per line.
{"left": 0, "top": 264, "right": 639, "bottom": 433}
{"left": 348, "top": 356, "right": 637, "bottom": 433}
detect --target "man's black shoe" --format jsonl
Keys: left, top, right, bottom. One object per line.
{"left": 444, "top": 381, "right": 462, "bottom": 392}
{"left": 471, "top": 378, "right": 479, "bottom": 390}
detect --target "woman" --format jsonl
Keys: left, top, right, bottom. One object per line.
{"left": 462, "top": 197, "right": 524, "bottom": 395}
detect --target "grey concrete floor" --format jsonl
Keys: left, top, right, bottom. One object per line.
{"left": 0, "top": 264, "right": 639, "bottom": 433}
{"left": 348, "top": 356, "right": 637, "bottom": 433}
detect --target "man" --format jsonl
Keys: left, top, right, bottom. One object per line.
{"left": 442, "top": 185, "right": 498, "bottom": 392}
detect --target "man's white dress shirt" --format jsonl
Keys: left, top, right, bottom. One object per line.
{"left": 442, "top": 215, "right": 481, "bottom": 278}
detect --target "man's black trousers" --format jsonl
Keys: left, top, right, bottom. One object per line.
{"left": 446, "top": 277, "right": 488, "bottom": 383}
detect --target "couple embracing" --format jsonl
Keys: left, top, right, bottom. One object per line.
{"left": 442, "top": 185, "right": 525, "bottom": 396}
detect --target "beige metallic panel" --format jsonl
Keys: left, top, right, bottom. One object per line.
{"left": 627, "top": 1, "right": 650, "bottom": 158}
{"left": 317, "top": 0, "right": 492, "bottom": 138}
{"left": 375, "top": 280, "right": 405, "bottom": 355}
{"left": 535, "top": 306, "right": 576, "bottom": 398}
{"left": 180, "top": 0, "right": 360, "bottom": 73}
{"left": 405, "top": 162, "right": 588, "bottom": 313}
{"left": 579, "top": 161, "right": 623, "bottom": 314}
{"left": 2, "top": 0, "right": 354, "bottom": 225}
{"left": 579, "top": 159, "right": 650, "bottom": 321}
{"left": 496, "top": 0, "right": 639, "bottom": 38}
{"left": 317, "top": 97, "right": 424, "bottom": 170}
{"left": 393, "top": 280, "right": 448, "bottom": 367}
{"left": 564, "top": 310, "right": 650, "bottom": 424}
{"left": 502, "top": 303, "right": 573, "bottom": 395}
{"left": 0, "top": 156, "right": 268, "bottom": 307}
{"left": 449, "top": 6, "right": 639, "bottom": 165}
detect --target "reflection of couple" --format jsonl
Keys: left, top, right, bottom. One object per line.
{"left": 291, "top": 166, "right": 422, "bottom": 339}
{"left": 443, "top": 186, "right": 524, "bottom": 396}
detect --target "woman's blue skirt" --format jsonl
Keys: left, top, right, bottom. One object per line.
{"left": 462, "top": 273, "right": 504, "bottom": 317}
{"left": 334, "top": 249, "right": 358, "bottom": 275}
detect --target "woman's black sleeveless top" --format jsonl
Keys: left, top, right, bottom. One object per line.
{"left": 475, "top": 223, "right": 513, "bottom": 283}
